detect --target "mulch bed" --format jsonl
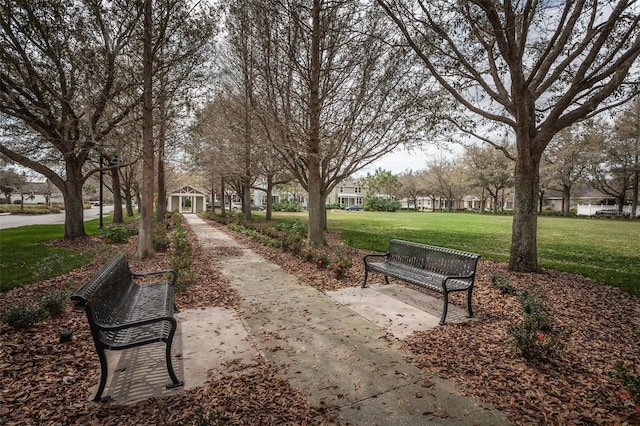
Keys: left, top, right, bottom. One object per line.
{"left": 1, "top": 216, "right": 639, "bottom": 425}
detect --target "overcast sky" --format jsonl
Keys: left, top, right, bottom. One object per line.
{"left": 357, "top": 144, "right": 464, "bottom": 177}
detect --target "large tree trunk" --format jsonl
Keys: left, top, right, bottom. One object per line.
{"left": 510, "top": 151, "right": 540, "bottom": 272}
{"left": 306, "top": 0, "right": 325, "bottom": 247}
{"left": 110, "top": 167, "right": 124, "bottom": 223}
{"left": 243, "top": 180, "right": 252, "bottom": 221}
{"left": 307, "top": 156, "right": 324, "bottom": 246}
{"left": 266, "top": 181, "right": 273, "bottom": 221}
{"left": 138, "top": 0, "right": 155, "bottom": 258}
{"left": 62, "top": 170, "right": 87, "bottom": 239}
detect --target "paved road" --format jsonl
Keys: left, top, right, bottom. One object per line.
{"left": 0, "top": 205, "right": 114, "bottom": 230}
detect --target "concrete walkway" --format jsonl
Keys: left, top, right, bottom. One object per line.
{"left": 94, "top": 214, "right": 509, "bottom": 425}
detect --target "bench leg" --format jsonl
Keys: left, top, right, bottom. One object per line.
{"left": 164, "top": 323, "right": 184, "bottom": 389}
{"left": 362, "top": 269, "right": 369, "bottom": 288}
{"left": 165, "top": 343, "right": 183, "bottom": 389}
{"left": 93, "top": 347, "right": 109, "bottom": 402}
{"left": 466, "top": 288, "right": 474, "bottom": 319}
{"left": 439, "top": 292, "right": 449, "bottom": 326}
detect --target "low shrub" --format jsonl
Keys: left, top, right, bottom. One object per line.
{"left": 611, "top": 323, "right": 640, "bottom": 414}
{"left": 273, "top": 219, "right": 307, "bottom": 236}
{"left": 39, "top": 290, "right": 68, "bottom": 316}
{"left": 489, "top": 272, "right": 518, "bottom": 295}
{"left": 101, "top": 224, "right": 137, "bottom": 244}
{"left": 152, "top": 222, "right": 170, "bottom": 251}
{"left": 507, "top": 289, "right": 571, "bottom": 361}
{"left": 1, "top": 304, "right": 41, "bottom": 328}
{"left": 171, "top": 212, "right": 182, "bottom": 228}
{"left": 364, "top": 197, "right": 402, "bottom": 212}
{"left": 272, "top": 200, "right": 303, "bottom": 212}
{"left": 170, "top": 220, "right": 194, "bottom": 291}
{"left": 32, "top": 253, "right": 65, "bottom": 281}
{"left": 329, "top": 251, "right": 352, "bottom": 278}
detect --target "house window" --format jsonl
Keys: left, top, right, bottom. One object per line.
{"left": 355, "top": 187, "right": 361, "bottom": 193}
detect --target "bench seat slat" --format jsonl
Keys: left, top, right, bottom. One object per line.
{"left": 366, "top": 262, "right": 472, "bottom": 292}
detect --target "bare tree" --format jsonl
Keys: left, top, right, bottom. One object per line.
{"left": 152, "top": 0, "right": 217, "bottom": 222}
{"left": 138, "top": 0, "right": 155, "bottom": 257}
{"left": 542, "top": 125, "right": 594, "bottom": 217}
{"left": 616, "top": 97, "right": 640, "bottom": 218}
{"left": 251, "top": 0, "right": 430, "bottom": 246}
{"left": 464, "top": 144, "right": 514, "bottom": 214}
{"left": 377, "top": 0, "right": 640, "bottom": 271}
{"left": 426, "top": 158, "right": 467, "bottom": 212}
{"left": 0, "top": 1, "right": 143, "bottom": 238}
{"left": 588, "top": 120, "right": 635, "bottom": 211}
{"left": 398, "top": 170, "right": 426, "bottom": 210}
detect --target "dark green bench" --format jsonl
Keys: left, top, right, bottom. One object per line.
{"left": 363, "top": 239, "right": 480, "bottom": 325}
{"left": 71, "top": 254, "right": 183, "bottom": 402}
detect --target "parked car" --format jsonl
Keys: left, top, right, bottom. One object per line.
{"left": 251, "top": 204, "right": 265, "bottom": 211}
{"left": 595, "top": 209, "right": 630, "bottom": 218}
{"left": 344, "top": 204, "right": 362, "bottom": 211}
{"left": 231, "top": 202, "right": 242, "bottom": 210}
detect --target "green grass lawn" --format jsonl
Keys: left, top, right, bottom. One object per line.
{"left": 0, "top": 215, "right": 131, "bottom": 292}
{"left": 268, "top": 210, "right": 640, "bottom": 296}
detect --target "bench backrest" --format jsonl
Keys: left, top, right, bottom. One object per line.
{"left": 71, "top": 254, "right": 138, "bottom": 327}
{"left": 387, "top": 239, "right": 480, "bottom": 277}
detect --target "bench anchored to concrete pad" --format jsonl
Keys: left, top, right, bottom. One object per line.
{"left": 71, "top": 253, "right": 183, "bottom": 402}
{"left": 363, "top": 239, "right": 481, "bottom": 325}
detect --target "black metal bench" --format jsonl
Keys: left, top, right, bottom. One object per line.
{"left": 71, "top": 253, "right": 183, "bottom": 402}
{"left": 363, "top": 239, "right": 480, "bottom": 325}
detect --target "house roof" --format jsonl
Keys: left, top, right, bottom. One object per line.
{"left": 167, "top": 185, "right": 208, "bottom": 196}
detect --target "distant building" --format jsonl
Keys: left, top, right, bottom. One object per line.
{"left": 326, "top": 177, "right": 365, "bottom": 208}
{"left": 7, "top": 179, "right": 63, "bottom": 205}
{"left": 167, "top": 185, "right": 209, "bottom": 213}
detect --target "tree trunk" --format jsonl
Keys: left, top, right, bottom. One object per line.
{"left": 307, "top": 157, "right": 324, "bottom": 246}
{"left": 307, "top": 0, "right": 325, "bottom": 247}
{"left": 633, "top": 146, "right": 639, "bottom": 218}
{"left": 156, "top": 99, "right": 167, "bottom": 222}
{"left": 266, "top": 181, "right": 273, "bottom": 221}
{"left": 138, "top": 0, "right": 154, "bottom": 258}
{"left": 562, "top": 184, "right": 571, "bottom": 217}
{"left": 110, "top": 167, "right": 124, "bottom": 223}
{"left": 125, "top": 194, "right": 134, "bottom": 217}
{"left": 243, "top": 180, "right": 252, "bottom": 221}
{"left": 220, "top": 178, "right": 226, "bottom": 217}
{"left": 320, "top": 191, "right": 328, "bottom": 231}
{"left": 509, "top": 153, "right": 540, "bottom": 272}
{"left": 62, "top": 171, "right": 87, "bottom": 239}
{"left": 156, "top": 140, "right": 166, "bottom": 221}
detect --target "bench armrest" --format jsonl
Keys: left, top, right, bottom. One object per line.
{"left": 441, "top": 271, "right": 476, "bottom": 289}
{"left": 131, "top": 269, "right": 178, "bottom": 286}
{"left": 363, "top": 252, "right": 389, "bottom": 267}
